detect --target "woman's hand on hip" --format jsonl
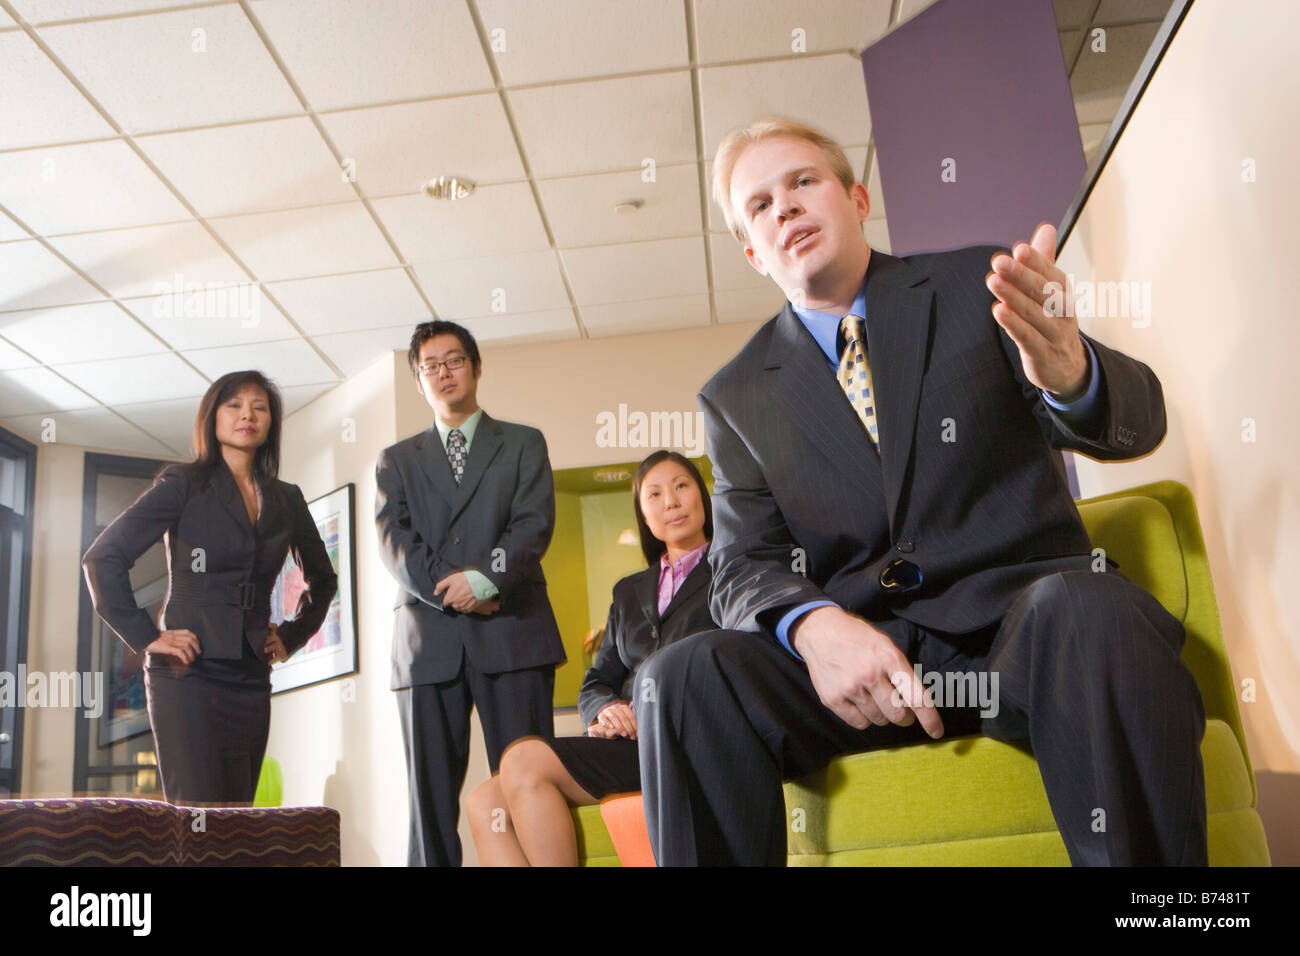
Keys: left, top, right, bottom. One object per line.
{"left": 147, "top": 629, "right": 201, "bottom": 665}
{"left": 264, "top": 623, "right": 288, "bottom": 664}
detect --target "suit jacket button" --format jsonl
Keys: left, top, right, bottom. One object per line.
{"left": 453, "top": 536, "right": 461, "bottom": 544}
{"left": 650, "top": 626, "right": 658, "bottom": 638}
{"left": 896, "top": 540, "right": 914, "bottom": 553}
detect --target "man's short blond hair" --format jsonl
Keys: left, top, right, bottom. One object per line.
{"left": 712, "top": 117, "right": 857, "bottom": 244}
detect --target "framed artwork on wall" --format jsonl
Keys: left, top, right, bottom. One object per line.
{"left": 270, "top": 483, "right": 359, "bottom": 695}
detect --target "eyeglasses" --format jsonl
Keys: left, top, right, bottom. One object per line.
{"left": 417, "top": 355, "right": 469, "bottom": 376}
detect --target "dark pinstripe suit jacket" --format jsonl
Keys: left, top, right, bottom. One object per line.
{"left": 699, "top": 246, "right": 1166, "bottom": 638}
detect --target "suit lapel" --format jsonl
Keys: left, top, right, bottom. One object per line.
{"left": 450, "top": 412, "right": 504, "bottom": 523}
{"left": 861, "top": 252, "right": 935, "bottom": 529}
{"left": 413, "top": 426, "right": 458, "bottom": 504}
{"left": 660, "top": 553, "right": 709, "bottom": 621}
{"left": 764, "top": 304, "right": 886, "bottom": 501}
{"left": 212, "top": 459, "right": 254, "bottom": 535}
{"left": 635, "top": 564, "right": 660, "bottom": 627}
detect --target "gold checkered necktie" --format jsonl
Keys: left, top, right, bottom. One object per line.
{"left": 837, "top": 315, "right": 879, "bottom": 449}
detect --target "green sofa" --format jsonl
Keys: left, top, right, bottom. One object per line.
{"left": 570, "top": 480, "right": 1270, "bottom": 866}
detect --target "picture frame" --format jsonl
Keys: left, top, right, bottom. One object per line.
{"left": 269, "top": 482, "right": 358, "bottom": 694}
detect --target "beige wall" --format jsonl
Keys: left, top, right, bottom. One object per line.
{"left": 21, "top": 442, "right": 85, "bottom": 794}
{"left": 1058, "top": 0, "right": 1298, "bottom": 859}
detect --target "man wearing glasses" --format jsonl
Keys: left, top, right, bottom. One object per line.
{"left": 376, "top": 320, "right": 565, "bottom": 866}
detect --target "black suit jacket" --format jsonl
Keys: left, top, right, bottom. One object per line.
{"left": 578, "top": 556, "right": 716, "bottom": 727}
{"left": 82, "top": 460, "right": 338, "bottom": 662}
{"left": 700, "top": 246, "right": 1166, "bottom": 639}
{"left": 375, "top": 412, "right": 565, "bottom": 689}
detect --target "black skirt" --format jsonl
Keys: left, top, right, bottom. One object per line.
{"left": 144, "top": 642, "right": 271, "bottom": 805}
{"left": 547, "top": 735, "right": 641, "bottom": 800}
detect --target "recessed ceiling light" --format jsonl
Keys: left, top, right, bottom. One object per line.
{"left": 593, "top": 467, "right": 631, "bottom": 483}
{"left": 423, "top": 176, "right": 476, "bottom": 201}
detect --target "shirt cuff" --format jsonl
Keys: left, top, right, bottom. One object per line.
{"left": 463, "top": 569, "right": 500, "bottom": 602}
{"left": 775, "top": 601, "right": 838, "bottom": 660}
{"left": 1041, "top": 337, "right": 1101, "bottom": 420}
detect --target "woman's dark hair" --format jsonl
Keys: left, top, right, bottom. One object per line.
{"left": 632, "top": 450, "right": 713, "bottom": 566}
{"left": 407, "top": 320, "right": 481, "bottom": 376}
{"left": 183, "top": 370, "right": 283, "bottom": 483}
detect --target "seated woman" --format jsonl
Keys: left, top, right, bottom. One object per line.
{"left": 468, "top": 450, "right": 715, "bottom": 865}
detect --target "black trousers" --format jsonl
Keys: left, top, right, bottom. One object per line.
{"left": 396, "top": 660, "right": 555, "bottom": 867}
{"left": 144, "top": 645, "right": 272, "bottom": 805}
{"left": 637, "top": 570, "right": 1208, "bottom": 866}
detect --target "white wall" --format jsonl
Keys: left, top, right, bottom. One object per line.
{"left": 1058, "top": 0, "right": 1299, "bottom": 852}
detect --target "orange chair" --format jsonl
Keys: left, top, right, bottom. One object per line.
{"left": 598, "top": 793, "right": 655, "bottom": 866}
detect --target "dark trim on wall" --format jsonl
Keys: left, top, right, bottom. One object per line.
{"left": 73, "top": 452, "right": 166, "bottom": 796}
{"left": 1056, "top": 0, "right": 1196, "bottom": 253}
{"left": 0, "top": 426, "right": 37, "bottom": 797}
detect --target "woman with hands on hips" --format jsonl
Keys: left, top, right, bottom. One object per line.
{"left": 468, "top": 450, "right": 716, "bottom": 865}
{"left": 82, "top": 370, "right": 337, "bottom": 805}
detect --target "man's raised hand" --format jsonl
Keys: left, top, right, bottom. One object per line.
{"left": 986, "top": 222, "right": 1090, "bottom": 401}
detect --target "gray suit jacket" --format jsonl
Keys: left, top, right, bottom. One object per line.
{"left": 375, "top": 412, "right": 565, "bottom": 689}
{"left": 700, "top": 246, "right": 1166, "bottom": 640}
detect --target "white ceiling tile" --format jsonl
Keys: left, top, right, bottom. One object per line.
{"left": 700, "top": 54, "right": 871, "bottom": 159}
{"left": 866, "top": 150, "right": 887, "bottom": 222}
{"left": 510, "top": 72, "right": 696, "bottom": 179}
{"left": 39, "top": 5, "right": 301, "bottom": 135}
{"left": 583, "top": 294, "right": 711, "bottom": 337}
{"left": 0, "top": 302, "right": 165, "bottom": 364}
{"left": 708, "top": 232, "right": 766, "bottom": 290}
{"left": 311, "top": 324, "right": 414, "bottom": 378}
{"left": 412, "top": 250, "right": 569, "bottom": 319}
{"left": 249, "top": 0, "right": 494, "bottom": 110}
{"left": 280, "top": 381, "right": 338, "bottom": 416}
{"left": 0, "top": 211, "right": 29, "bottom": 242}
{"left": 209, "top": 203, "right": 398, "bottom": 281}
{"left": 54, "top": 352, "right": 210, "bottom": 404}
{"left": 694, "top": 0, "right": 892, "bottom": 63}
{"left": 1079, "top": 122, "right": 1111, "bottom": 157}
{"left": 0, "top": 240, "right": 104, "bottom": 311}
{"left": 0, "top": 365, "right": 99, "bottom": 414}
{"left": 462, "top": 309, "right": 579, "bottom": 345}
{"left": 183, "top": 338, "right": 337, "bottom": 388}
{"left": 864, "top": 218, "right": 891, "bottom": 255}
{"left": 713, "top": 284, "right": 787, "bottom": 324}
{"left": 1053, "top": 0, "right": 1095, "bottom": 30}
{"left": 265, "top": 269, "right": 430, "bottom": 336}
{"left": 478, "top": 0, "right": 688, "bottom": 85}
{"left": 3, "top": 406, "right": 173, "bottom": 456}
{"left": 136, "top": 117, "right": 355, "bottom": 218}
{"left": 1059, "top": 28, "right": 1083, "bottom": 67}
{"left": 539, "top": 164, "right": 703, "bottom": 249}
{"left": 0, "top": 31, "right": 115, "bottom": 149}
{"left": 48, "top": 221, "right": 246, "bottom": 298}
{"left": 705, "top": 146, "right": 868, "bottom": 233}
{"left": 1069, "top": 22, "right": 1163, "bottom": 125}
{"left": 10, "top": 0, "right": 216, "bottom": 22}
{"left": 0, "top": 140, "right": 189, "bottom": 234}
{"left": 110, "top": 396, "right": 202, "bottom": 456}
{"left": 320, "top": 95, "right": 526, "bottom": 198}
{"left": 124, "top": 288, "right": 299, "bottom": 349}
{"left": 0, "top": 9, "right": 14, "bottom": 26}
{"left": 561, "top": 236, "right": 707, "bottom": 306}
{"left": 1093, "top": 0, "right": 1173, "bottom": 25}
{"left": 0, "top": 337, "right": 38, "bottom": 370}
{"left": 374, "top": 183, "right": 550, "bottom": 263}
